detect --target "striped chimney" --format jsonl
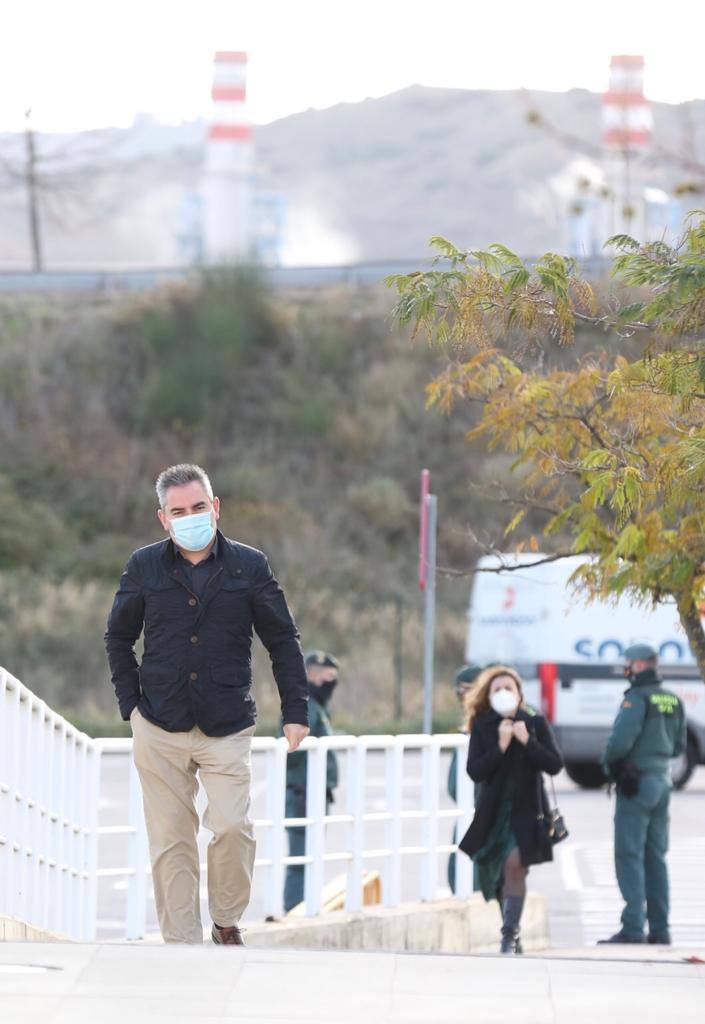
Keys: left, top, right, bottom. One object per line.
{"left": 203, "top": 51, "right": 253, "bottom": 262}
{"left": 602, "top": 55, "right": 652, "bottom": 152}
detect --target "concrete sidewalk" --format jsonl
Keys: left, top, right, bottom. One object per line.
{"left": 0, "top": 942, "right": 703, "bottom": 1023}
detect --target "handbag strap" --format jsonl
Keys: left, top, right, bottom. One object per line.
{"left": 537, "top": 772, "right": 558, "bottom": 814}
{"left": 536, "top": 771, "right": 545, "bottom": 818}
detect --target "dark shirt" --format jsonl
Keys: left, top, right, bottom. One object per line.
{"left": 176, "top": 535, "right": 221, "bottom": 599}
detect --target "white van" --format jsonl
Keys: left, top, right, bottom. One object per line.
{"left": 465, "top": 554, "right": 705, "bottom": 788}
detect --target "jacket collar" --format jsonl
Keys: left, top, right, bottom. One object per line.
{"left": 631, "top": 667, "right": 662, "bottom": 688}
{"left": 160, "top": 529, "right": 241, "bottom": 577}
{"left": 477, "top": 705, "right": 533, "bottom": 726}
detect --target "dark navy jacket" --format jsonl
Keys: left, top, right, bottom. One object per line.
{"left": 104, "top": 531, "right": 309, "bottom": 736}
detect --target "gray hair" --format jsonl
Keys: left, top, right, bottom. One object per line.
{"left": 156, "top": 463, "right": 214, "bottom": 509}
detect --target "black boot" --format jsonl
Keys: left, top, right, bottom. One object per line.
{"left": 597, "top": 930, "right": 645, "bottom": 945}
{"left": 500, "top": 896, "right": 525, "bottom": 954}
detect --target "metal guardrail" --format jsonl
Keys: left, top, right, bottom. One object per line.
{"left": 0, "top": 263, "right": 424, "bottom": 294}
{"left": 0, "top": 257, "right": 613, "bottom": 294}
{"left": 96, "top": 732, "right": 474, "bottom": 939}
{"left": 0, "top": 667, "right": 100, "bottom": 941}
{"left": 1, "top": 665, "right": 474, "bottom": 941}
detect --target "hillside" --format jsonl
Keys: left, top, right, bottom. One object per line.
{"left": 1, "top": 86, "right": 702, "bottom": 268}
{"left": 0, "top": 273, "right": 502, "bottom": 731}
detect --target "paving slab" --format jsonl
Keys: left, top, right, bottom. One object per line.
{"left": 0, "top": 942, "right": 703, "bottom": 1023}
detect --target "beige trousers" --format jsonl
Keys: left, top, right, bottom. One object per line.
{"left": 130, "top": 708, "right": 256, "bottom": 944}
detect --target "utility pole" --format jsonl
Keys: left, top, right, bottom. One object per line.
{"left": 393, "top": 592, "right": 404, "bottom": 721}
{"left": 24, "top": 109, "right": 43, "bottom": 272}
{"left": 419, "top": 469, "right": 437, "bottom": 734}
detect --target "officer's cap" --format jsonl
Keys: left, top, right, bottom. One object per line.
{"left": 623, "top": 643, "right": 658, "bottom": 662}
{"left": 454, "top": 664, "right": 483, "bottom": 687}
{"left": 305, "top": 650, "right": 339, "bottom": 670}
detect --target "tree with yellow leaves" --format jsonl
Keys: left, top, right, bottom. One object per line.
{"left": 388, "top": 217, "right": 705, "bottom": 678}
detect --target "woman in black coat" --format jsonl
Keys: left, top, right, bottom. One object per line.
{"left": 459, "top": 665, "right": 563, "bottom": 954}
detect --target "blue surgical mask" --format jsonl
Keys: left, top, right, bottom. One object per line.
{"left": 170, "top": 511, "right": 215, "bottom": 552}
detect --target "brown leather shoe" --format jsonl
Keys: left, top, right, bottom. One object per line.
{"left": 211, "top": 923, "right": 245, "bottom": 946}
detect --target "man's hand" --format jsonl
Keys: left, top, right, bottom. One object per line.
{"left": 284, "top": 723, "right": 309, "bottom": 752}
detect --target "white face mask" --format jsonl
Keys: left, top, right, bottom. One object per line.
{"left": 490, "top": 688, "right": 519, "bottom": 717}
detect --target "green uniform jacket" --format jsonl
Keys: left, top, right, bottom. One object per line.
{"left": 603, "top": 668, "right": 686, "bottom": 775}
{"left": 284, "top": 694, "right": 339, "bottom": 793}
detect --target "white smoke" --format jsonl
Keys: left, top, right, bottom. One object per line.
{"left": 280, "top": 204, "right": 359, "bottom": 266}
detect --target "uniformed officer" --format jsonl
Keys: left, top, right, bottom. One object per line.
{"left": 282, "top": 651, "right": 340, "bottom": 913}
{"left": 599, "top": 643, "right": 686, "bottom": 945}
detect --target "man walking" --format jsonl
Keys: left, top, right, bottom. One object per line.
{"left": 105, "top": 463, "right": 309, "bottom": 945}
{"left": 599, "top": 643, "right": 685, "bottom": 945}
{"left": 283, "top": 651, "right": 340, "bottom": 913}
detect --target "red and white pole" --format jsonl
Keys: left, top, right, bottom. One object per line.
{"left": 602, "top": 55, "right": 651, "bottom": 152}
{"left": 419, "top": 469, "right": 437, "bottom": 733}
{"left": 419, "top": 468, "right": 430, "bottom": 591}
{"left": 203, "top": 51, "right": 253, "bottom": 262}
{"left": 601, "top": 55, "right": 652, "bottom": 238}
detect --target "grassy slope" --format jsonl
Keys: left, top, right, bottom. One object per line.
{"left": 0, "top": 271, "right": 539, "bottom": 733}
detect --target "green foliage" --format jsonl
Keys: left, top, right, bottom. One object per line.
{"left": 346, "top": 477, "right": 414, "bottom": 538}
{"left": 0, "top": 573, "right": 119, "bottom": 714}
{"left": 388, "top": 236, "right": 595, "bottom": 351}
{"left": 390, "top": 215, "right": 705, "bottom": 678}
{"left": 0, "top": 476, "right": 71, "bottom": 569}
{"left": 116, "top": 268, "right": 281, "bottom": 436}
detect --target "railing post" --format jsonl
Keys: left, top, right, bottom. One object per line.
{"left": 83, "top": 742, "right": 102, "bottom": 941}
{"left": 262, "top": 737, "right": 287, "bottom": 919}
{"left": 75, "top": 737, "right": 88, "bottom": 940}
{"left": 125, "top": 757, "right": 148, "bottom": 940}
{"left": 382, "top": 737, "right": 404, "bottom": 907}
{"left": 344, "top": 738, "right": 367, "bottom": 913}
{"left": 420, "top": 737, "right": 441, "bottom": 901}
{"left": 17, "top": 689, "right": 33, "bottom": 927}
{"left": 453, "top": 734, "right": 473, "bottom": 898}
{"left": 303, "top": 738, "right": 327, "bottom": 917}
{"left": 25, "top": 694, "right": 40, "bottom": 930}
{"left": 65, "top": 730, "right": 78, "bottom": 939}
{"left": 0, "top": 670, "right": 10, "bottom": 917}
{"left": 47, "top": 713, "right": 61, "bottom": 933}
{"left": 38, "top": 706, "right": 53, "bottom": 932}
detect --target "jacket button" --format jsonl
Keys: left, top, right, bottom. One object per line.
{"left": 190, "top": 635, "right": 199, "bottom": 644}
{"left": 188, "top": 598, "right": 197, "bottom": 607}
{"left": 189, "top": 672, "right": 198, "bottom": 681}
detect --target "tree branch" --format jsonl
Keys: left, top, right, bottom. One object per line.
{"left": 436, "top": 551, "right": 575, "bottom": 578}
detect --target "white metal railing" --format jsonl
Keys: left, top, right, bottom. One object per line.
{"left": 0, "top": 667, "right": 100, "bottom": 941}
{"left": 95, "top": 732, "right": 474, "bottom": 939}
{"left": 1, "top": 666, "right": 474, "bottom": 942}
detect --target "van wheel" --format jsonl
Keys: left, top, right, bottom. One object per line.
{"left": 671, "top": 735, "right": 698, "bottom": 790}
{"left": 565, "top": 763, "right": 606, "bottom": 789}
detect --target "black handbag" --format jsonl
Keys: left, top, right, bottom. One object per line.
{"left": 537, "top": 774, "right": 569, "bottom": 845}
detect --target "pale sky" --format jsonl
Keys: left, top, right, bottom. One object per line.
{"left": 1, "top": 0, "right": 703, "bottom": 133}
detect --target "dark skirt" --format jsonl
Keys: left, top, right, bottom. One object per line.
{"left": 472, "top": 779, "right": 517, "bottom": 902}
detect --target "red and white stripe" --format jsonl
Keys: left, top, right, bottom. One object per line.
{"left": 209, "top": 51, "right": 251, "bottom": 143}
{"left": 203, "top": 50, "right": 254, "bottom": 261}
{"left": 602, "top": 55, "right": 651, "bottom": 152}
